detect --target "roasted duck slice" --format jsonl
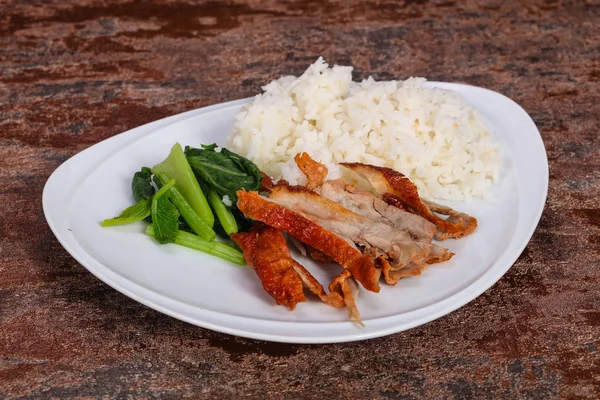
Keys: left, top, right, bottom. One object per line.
{"left": 232, "top": 224, "right": 306, "bottom": 310}
{"left": 319, "top": 179, "right": 437, "bottom": 242}
{"left": 237, "top": 190, "right": 382, "bottom": 292}
{"left": 294, "top": 152, "right": 328, "bottom": 189}
{"left": 341, "top": 163, "right": 477, "bottom": 240}
{"left": 233, "top": 224, "right": 348, "bottom": 310}
{"left": 268, "top": 185, "right": 441, "bottom": 274}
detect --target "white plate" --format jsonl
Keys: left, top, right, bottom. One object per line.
{"left": 43, "top": 82, "right": 548, "bottom": 344}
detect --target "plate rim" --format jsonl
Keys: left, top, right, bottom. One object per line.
{"left": 43, "top": 82, "right": 548, "bottom": 343}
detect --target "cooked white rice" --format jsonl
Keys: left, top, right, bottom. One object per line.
{"left": 227, "top": 57, "right": 500, "bottom": 201}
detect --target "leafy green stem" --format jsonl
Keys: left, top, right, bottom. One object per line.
{"left": 146, "top": 225, "right": 245, "bottom": 266}
{"left": 155, "top": 172, "right": 216, "bottom": 241}
{"left": 208, "top": 189, "right": 238, "bottom": 235}
{"left": 153, "top": 143, "right": 214, "bottom": 228}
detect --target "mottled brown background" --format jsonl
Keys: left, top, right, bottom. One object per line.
{"left": 1, "top": 0, "right": 598, "bottom": 398}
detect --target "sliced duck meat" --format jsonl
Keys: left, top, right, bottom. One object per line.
{"left": 319, "top": 179, "right": 437, "bottom": 242}
{"left": 232, "top": 224, "right": 306, "bottom": 310}
{"left": 341, "top": 163, "right": 477, "bottom": 240}
{"left": 268, "top": 185, "right": 437, "bottom": 274}
{"left": 236, "top": 190, "right": 382, "bottom": 292}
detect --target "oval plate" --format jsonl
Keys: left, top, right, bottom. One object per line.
{"left": 42, "top": 83, "right": 548, "bottom": 343}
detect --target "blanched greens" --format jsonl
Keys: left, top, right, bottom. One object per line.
{"left": 102, "top": 142, "right": 262, "bottom": 266}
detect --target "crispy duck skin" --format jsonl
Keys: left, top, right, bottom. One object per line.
{"left": 341, "top": 163, "right": 477, "bottom": 240}
{"left": 376, "top": 256, "right": 429, "bottom": 285}
{"left": 260, "top": 171, "right": 275, "bottom": 192}
{"left": 291, "top": 263, "right": 345, "bottom": 308}
{"left": 236, "top": 190, "right": 382, "bottom": 292}
{"left": 294, "top": 152, "right": 328, "bottom": 189}
{"left": 268, "top": 185, "right": 438, "bottom": 273}
{"left": 232, "top": 225, "right": 306, "bottom": 310}
{"left": 328, "top": 270, "right": 363, "bottom": 325}
{"left": 259, "top": 172, "right": 290, "bottom": 193}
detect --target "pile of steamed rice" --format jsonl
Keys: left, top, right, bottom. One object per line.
{"left": 227, "top": 57, "right": 500, "bottom": 201}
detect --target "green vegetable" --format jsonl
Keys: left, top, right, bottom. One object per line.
{"left": 132, "top": 167, "right": 155, "bottom": 202}
{"left": 154, "top": 172, "right": 216, "bottom": 241}
{"left": 208, "top": 189, "right": 238, "bottom": 235}
{"left": 178, "top": 219, "right": 194, "bottom": 233}
{"left": 146, "top": 225, "right": 246, "bottom": 266}
{"left": 153, "top": 143, "right": 214, "bottom": 228}
{"left": 185, "top": 144, "right": 262, "bottom": 203}
{"left": 101, "top": 197, "right": 152, "bottom": 227}
{"left": 151, "top": 179, "right": 179, "bottom": 244}
{"left": 152, "top": 173, "right": 164, "bottom": 190}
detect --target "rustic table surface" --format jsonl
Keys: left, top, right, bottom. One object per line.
{"left": 1, "top": 0, "right": 598, "bottom": 398}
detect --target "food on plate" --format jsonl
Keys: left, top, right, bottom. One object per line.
{"left": 235, "top": 152, "right": 476, "bottom": 322}
{"left": 101, "top": 58, "right": 496, "bottom": 325}
{"left": 185, "top": 144, "right": 262, "bottom": 204}
{"left": 103, "top": 141, "right": 478, "bottom": 324}
{"left": 228, "top": 57, "right": 500, "bottom": 201}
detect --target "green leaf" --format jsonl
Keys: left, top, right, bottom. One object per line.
{"left": 152, "top": 143, "right": 214, "bottom": 228}
{"left": 102, "top": 197, "right": 152, "bottom": 227}
{"left": 132, "top": 167, "right": 155, "bottom": 202}
{"left": 151, "top": 179, "right": 180, "bottom": 244}
{"left": 185, "top": 144, "right": 262, "bottom": 203}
